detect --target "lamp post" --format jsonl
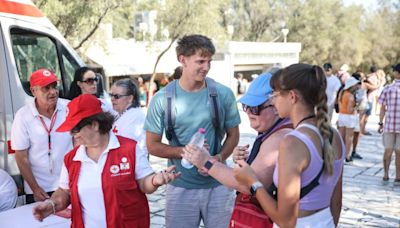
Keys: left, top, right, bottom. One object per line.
{"left": 227, "top": 25, "right": 234, "bottom": 40}
{"left": 281, "top": 28, "right": 289, "bottom": 43}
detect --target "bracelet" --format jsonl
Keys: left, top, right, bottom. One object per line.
{"left": 45, "top": 199, "right": 56, "bottom": 214}
{"left": 151, "top": 173, "right": 162, "bottom": 188}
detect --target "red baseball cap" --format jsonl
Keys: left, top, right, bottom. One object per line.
{"left": 30, "top": 69, "right": 58, "bottom": 88}
{"left": 56, "top": 94, "right": 102, "bottom": 132}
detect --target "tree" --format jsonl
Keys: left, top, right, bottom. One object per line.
{"left": 146, "top": 0, "right": 229, "bottom": 101}
{"left": 223, "top": 0, "right": 286, "bottom": 42}
{"left": 33, "top": 0, "right": 130, "bottom": 51}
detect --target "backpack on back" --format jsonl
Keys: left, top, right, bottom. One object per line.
{"left": 164, "top": 78, "right": 222, "bottom": 154}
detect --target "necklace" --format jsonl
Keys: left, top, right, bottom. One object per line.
{"left": 295, "top": 114, "right": 315, "bottom": 128}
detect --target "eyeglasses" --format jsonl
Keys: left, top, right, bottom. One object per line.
{"left": 109, "top": 93, "right": 130, "bottom": 99}
{"left": 242, "top": 103, "right": 274, "bottom": 115}
{"left": 71, "top": 122, "right": 87, "bottom": 134}
{"left": 81, "top": 77, "right": 98, "bottom": 85}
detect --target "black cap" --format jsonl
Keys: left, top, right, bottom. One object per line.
{"left": 323, "top": 63, "right": 332, "bottom": 70}
{"left": 392, "top": 64, "right": 400, "bottom": 73}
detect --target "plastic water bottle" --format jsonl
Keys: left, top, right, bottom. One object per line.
{"left": 181, "top": 128, "right": 206, "bottom": 169}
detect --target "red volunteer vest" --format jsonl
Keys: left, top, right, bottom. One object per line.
{"left": 64, "top": 136, "right": 150, "bottom": 228}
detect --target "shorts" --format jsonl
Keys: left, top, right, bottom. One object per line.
{"left": 165, "top": 185, "right": 234, "bottom": 228}
{"left": 273, "top": 207, "right": 334, "bottom": 228}
{"left": 337, "top": 114, "right": 358, "bottom": 129}
{"left": 365, "top": 101, "right": 373, "bottom": 116}
{"left": 383, "top": 132, "right": 400, "bottom": 150}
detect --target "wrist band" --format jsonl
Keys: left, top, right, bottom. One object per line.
{"left": 45, "top": 199, "right": 56, "bottom": 214}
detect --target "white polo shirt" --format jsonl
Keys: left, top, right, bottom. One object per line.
{"left": 112, "top": 107, "right": 148, "bottom": 156}
{"left": 11, "top": 98, "right": 72, "bottom": 194}
{"left": 59, "top": 133, "right": 153, "bottom": 228}
{"left": 0, "top": 169, "right": 17, "bottom": 212}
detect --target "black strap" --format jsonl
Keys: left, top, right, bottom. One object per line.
{"left": 164, "top": 81, "right": 182, "bottom": 146}
{"left": 246, "top": 118, "right": 285, "bottom": 165}
{"left": 267, "top": 127, "right": 334, "bottom": 200}
{"left": 206, "top": 78, "right": 221, "bottom": 155}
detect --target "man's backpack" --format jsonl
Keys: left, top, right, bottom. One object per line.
{"left": 164, "top": 78, "right": 222, "bottom": 154}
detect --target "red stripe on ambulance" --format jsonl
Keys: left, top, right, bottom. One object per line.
{"left": 0, "top": 1, "right": 43, "bottom": 17}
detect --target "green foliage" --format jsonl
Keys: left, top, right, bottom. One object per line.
{"left": 157, "top": 0, "right": 229, "bottom": 41}
{"left": 33, "top": 0, "right": 400, "bottom": 71}
{"left": 227, "top": 0, "right": 286, "bottom": 41}
{"left": 33, "top": 0, "right": 129, "bottom": 49}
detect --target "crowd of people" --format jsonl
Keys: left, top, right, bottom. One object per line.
{"left": 0, "top": 33, "right": 399, "bottom": 227}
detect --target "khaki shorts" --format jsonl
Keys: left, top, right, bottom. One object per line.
{"left": 383, "top": 132, "right": 400, "bottom": 150}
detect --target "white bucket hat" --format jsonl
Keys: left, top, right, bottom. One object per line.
{"left": 343, "top": 77, "right": 360, "bottom": 90}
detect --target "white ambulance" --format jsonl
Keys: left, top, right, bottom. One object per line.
{"left": 0, "top": 0, "right": 86, "bottom": 193}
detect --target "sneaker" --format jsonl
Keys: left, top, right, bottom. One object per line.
{"left": 352, "top": 151, "right": 363, "bottom": 159}
{"left": 363, "top": 131, "right": 372, "bottom": 136}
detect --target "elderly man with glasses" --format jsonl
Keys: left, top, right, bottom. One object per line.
{"left": 11, "top": 69, "right": 73, "bottom": 204}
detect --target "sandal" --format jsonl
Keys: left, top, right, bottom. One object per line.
{"left": 395, "top": 179, "right": 400, "bottom": 182}
{"left": 382, "top": 177, "right": 389, "bottom": 181}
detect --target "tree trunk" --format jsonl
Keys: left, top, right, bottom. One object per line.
{"left": 73, "top": 4, "right": 119, "bottom": 50}
{"left": 147, "top": 37, "right": 179, "bottom": 103}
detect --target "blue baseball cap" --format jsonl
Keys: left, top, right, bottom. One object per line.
{"left": 239, "top": 72, "right": 273, "bottom": 106}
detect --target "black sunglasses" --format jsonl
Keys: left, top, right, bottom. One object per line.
{"left": 81, "top": 77, "right": 98, "bottom": 84}
{"left": 109, "top": 93, "right": 130, "bottom": 99}
{"left": 242, "top": 103, "right": 274, "bottom": 115}
{"left": 71, "top": 121, "right": 88, "bottom": 134}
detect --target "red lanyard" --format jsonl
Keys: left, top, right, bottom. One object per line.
{"left": 39, "top": 111, "right": 58, "bottom": 150}
{"left": 38, "top": 110, "right": 58, "bottom": 173}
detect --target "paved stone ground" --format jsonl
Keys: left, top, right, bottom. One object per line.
{"left": 147, "top": 111, "right": 400, "bottom": 227}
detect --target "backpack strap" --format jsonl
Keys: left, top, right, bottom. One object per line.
{"left": 205, "top": 77, "right": 221, "bottom": 155}
{"left": 164, "top": 78, "right": 221, "bottom": 151}
{"left": 164, "top": 81, "right": 182, "bottom": 146}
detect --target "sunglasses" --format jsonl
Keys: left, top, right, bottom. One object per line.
{"left": 81, "top": 77, "right": 98, "bottom": 84}
{"left": 109, "top": 93, "right": 130, "bottom": 99}
{"left": 71, "top": 122, "right": 88, "bottom": 134}
{"left": 242, "top": 103, "right": 274, "bottom": 115}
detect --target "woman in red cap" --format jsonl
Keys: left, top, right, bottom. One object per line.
{"left": 32, "top": 94, "right": 180, "bottom": 228}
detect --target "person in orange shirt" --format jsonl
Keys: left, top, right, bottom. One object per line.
{"left": 337, "top": 77, "right": 360, "bottom": 162}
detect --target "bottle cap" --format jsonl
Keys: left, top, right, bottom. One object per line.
{"left": 198, "top": 128, "right": 206, "bottom": 134}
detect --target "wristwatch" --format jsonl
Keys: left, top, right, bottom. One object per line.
{"left": 203, "top": 159, "right": 216, "bottom": 172}
{"left": 250, "top": 181, "right": 263, "bottom": 196}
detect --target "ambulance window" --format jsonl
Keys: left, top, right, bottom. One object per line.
{"left": 60, "top": 46, "right": 79, "bottom": 96}
{"left": 11, "top": 28, "right": 61, "bottom": 96}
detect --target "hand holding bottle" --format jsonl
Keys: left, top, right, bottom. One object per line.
{"left": 181, "top": 128, "right": 206, "bottom": 169}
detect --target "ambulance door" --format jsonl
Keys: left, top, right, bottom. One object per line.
{"left": 0, "top": 20, "right": 14, "bottom": 174}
